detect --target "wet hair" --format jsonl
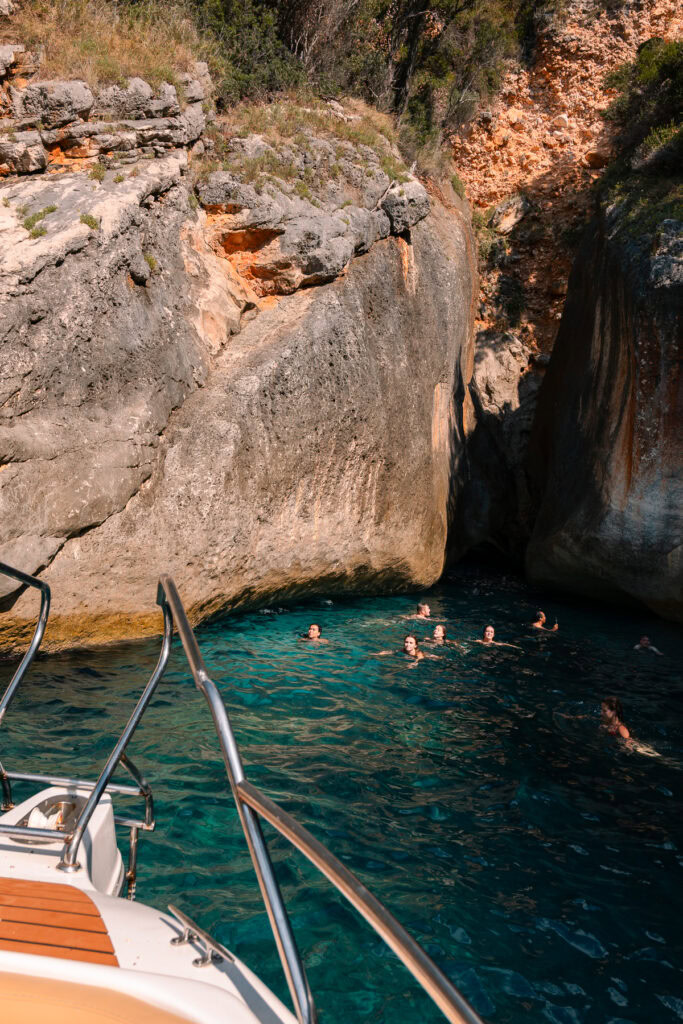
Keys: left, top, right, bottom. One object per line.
{"left": 308, "top": 623, "right": 321, "bottom": 632}
{"left": 535, "top": 610, "right": 545, "bottom": 620}
{"left": 404, "top": 634, "right": 419, "bottom": 647}
{"left": 433, "top": 625, "right": 446, "bottom": 636}
{"left": 602, "top": 696, "right": 624, "bottom": 720}
{"left": 482, "top": 624, "right": 494, "bottom": 638}
{"left": 417, "top": 602, "right": 429, "bottom": 614}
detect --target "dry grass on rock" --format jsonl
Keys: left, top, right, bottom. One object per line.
{"left": 3, "top": 0, "right": 211, "bottom": 87}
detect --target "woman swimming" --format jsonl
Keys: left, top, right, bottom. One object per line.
{"left": 601, "top": 697, "right": 630, "bottom": 739}
{"left": 475, "top": 625, "right": 520, "bottom": 650}
{"left": 299, "top": 623, "right": 329, "bottom": 643}
{"left": 375, "top": 634, "right": 426, "bottom": 663}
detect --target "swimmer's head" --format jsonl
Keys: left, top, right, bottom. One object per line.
{"left": 601, "top": 696, "right": 624, "bottom": 722}
{"left": 536, "top": 610, "right": 546, "bottom": 624}
{"left": 307, "top": 623, "right": 321, "bottom": 640}
{"left": 403, "top": 635, "right": 418, "bottom": 655}
{"left": 483, "top": 625, "right": 495, "bottom": 642}
{"left": 433, "top": 624, "right": 446, "bottom": 640}
{"left": 417, "top": 602, "right": 430, "bottom": 617}
{"left": 639, "top": 635, "right": 650, "bottom": 647}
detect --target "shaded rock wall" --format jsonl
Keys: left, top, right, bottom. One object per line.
{"left": 526, "top": 212, "right": 682, "bottom": 621}
{"left": 450, "top": 330, "right": 543, "bottom": 563}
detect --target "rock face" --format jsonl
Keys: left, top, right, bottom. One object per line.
{"left": 452, "top": 331, "right": 542, "bottom": 561}
{"left": 0, "top": 89, "right": 476, "bottom": 651}
{"left": 0, "top": 46, "right": 207, "bottom": 174}
{"left": 526, "top": 211, "right": 682, "bottom": 622}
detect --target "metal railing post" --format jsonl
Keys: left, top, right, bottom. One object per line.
{"left": 57, "top": 598, "right": 173, "bottom": 872}
{"left": 0, "top": 561, "right": 51, "bottom": 728}
{"left": 158, "top": 577, "right": 317, "bottom": 1024}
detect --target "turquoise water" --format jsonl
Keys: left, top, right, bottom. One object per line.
{"left": 1, "top": 563, "right": 682, "bottom": 1024}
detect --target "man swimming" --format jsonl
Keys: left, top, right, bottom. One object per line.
{"left": 532, "top": 610, "right": 558, "bottom": 632}
{"left": 475, "top": 625, "right": 520, "bottom": 649}
{"left": 299, "top": 623, "right": 328, "bottom": 643}
{"left": 633, "top": 635, "right": 663, "bottom": 655}
{"left": 402, "top": 602, "right": 432, "bottom": 620}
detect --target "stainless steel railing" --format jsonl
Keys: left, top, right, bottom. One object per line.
{"left": 0, "top": 560, "right": 484, "bottom": 1024}
{"left": 156, "top": 575, "right": 484, "bottom": 1024}
{"left": 0, "top": 562, "right": 156, "bottom": 896}
{"left": 0, "top": 561, "right": 50, "bottom": 810}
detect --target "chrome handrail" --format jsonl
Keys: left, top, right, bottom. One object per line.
{"left": 0, "top": 560, "right": 51, "bottom": 810}
{"left": 0, "top": 560, "right": 483, "bottom": 1023}
{"left": 157, "top": 576, "right": 317, "bottom": 1024}
{"left": 0, "top": 561, "right": 156, "bottom": 867}
{"left": 157, "top": 575, "right": 484, "bottom": 1024}
{"left": 57, "top": 599, "right": 172, "bottom": 871}
{"left": 0, "top": 560, "right": 51, "bottom": 728}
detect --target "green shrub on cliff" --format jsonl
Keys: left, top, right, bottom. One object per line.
{"left": 8, "top": 0, "right": 570, "bottom": 166}
{"left": 600, "top": 38, "right": 683, "bottom": 246}
{"left": 604, "top": 38, "right": 682, "bottom": 162}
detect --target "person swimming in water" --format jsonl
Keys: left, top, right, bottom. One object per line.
{"left": 402, "top": 602, "right": 432, "bottom": 620}
{"left": 423, "top": 624, "right": 461, "bottom": 648}
{"left": 633, "top": 635, "right": 663, "bottom": 655}
{"left": 532, "top": 610, "right": 558, "bottom": 632}
{"left": 475, "top": 625, "right": 520, "bottom": 650}
{"left": 299, "top": 623, "right": 328, "bottom": 643}
{"left": 375, "top": 634, "right": 428, "bottom": 664}
{"left": 601, "top": 697, "right": 630, "bottom": 739}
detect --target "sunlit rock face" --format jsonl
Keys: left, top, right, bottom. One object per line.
{"left": 526, "top": 213, "right": 682, "bottom": 622}
{"left": 0, "top": 135, "right": 475, "bottom": 651}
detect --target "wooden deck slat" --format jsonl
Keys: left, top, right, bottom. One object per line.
{"left": 0, "top": 877, "right": 119, "bottom": 966}
{"left": 0, "top": 937, "right": 118, "bottom": 966}
{"left": 0, "top": 920, "right": 115, "bottom": 953}
{"left": 0, "top": 904, "right": 107, "bottom": 932}
{"left": 0, "top": 893, "right": 101, "bottom": 916}
{"left": 0, "top": 878, "right": 90, "bottom": 902}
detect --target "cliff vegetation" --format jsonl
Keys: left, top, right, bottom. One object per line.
{"left": 3, "top": 0, "right": 569, "bottom": 161}
{"left": 601, "top": 36, "right": 682, "bottom": 247}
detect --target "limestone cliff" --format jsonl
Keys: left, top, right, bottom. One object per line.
{"left": 526, "top": 205, "right": 682, "bottom": 621}
{"left": 0, "top": 55, "right": 476, "bottom": 652}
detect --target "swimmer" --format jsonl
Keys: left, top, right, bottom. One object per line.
{"left": 299, "top": 623, "right": 328, "bottom": 643}
{"left": 633, "top": 635, "right": 663, "bottom": 656}
{"left": 402, "top": 602, "right": 446, "bottom": 621}
{"left": 402, "top": 602, "right": 432, "bottom": 620}
{"left": 426, "top": 624, "right": 447, "bottom": 645}
{"left": 601, "top": 697, "right": 630, "bottom": 739}
{"left": 474, "top": 625, "right": 521, "bottom": 650}
{"left": 532, "top": 610, "right": 558, "bottom": 632}
{"left": 375, "top": 634, "right": 428, "bottom": 663}
{"left": 423, "top": 624, "right": 461, "bottom": 648}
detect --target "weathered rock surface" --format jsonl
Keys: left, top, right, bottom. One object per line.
{"left": 452, "top": 331, "right": 542, "bottom": 561}
{"left": 526, "top": 210, "right": 682, "bottom": 621}
{"left": 0, "top": 48, "right": 206, "bottom": 173}
{"left": 0, "top": 152, "right": 209, "bottom": 642}
{"left": 0, "top": 105, "right": 475, "bottom": 651}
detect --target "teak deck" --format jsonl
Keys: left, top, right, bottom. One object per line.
{"left": 0, "top": 877, "right": 118, "bottom": 966}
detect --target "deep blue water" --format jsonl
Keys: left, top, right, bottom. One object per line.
{"left": 1, "top": 563, "right": 682, "bottom": 1024}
